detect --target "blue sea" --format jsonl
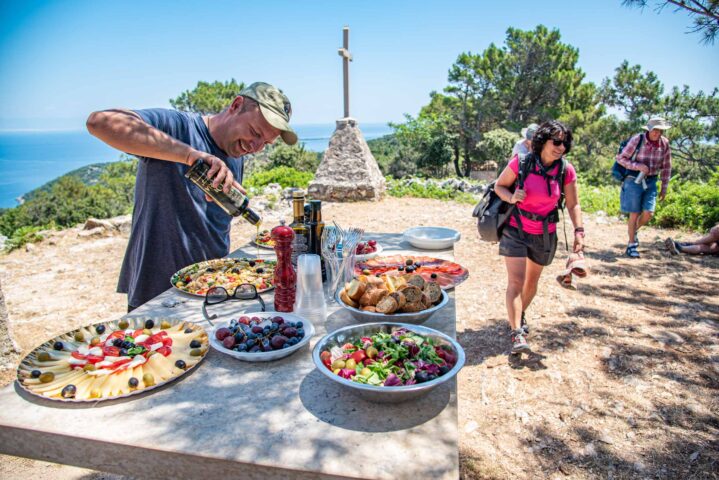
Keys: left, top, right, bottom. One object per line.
{"left": 0, "top": 122, "right": 392, "bottom": 208}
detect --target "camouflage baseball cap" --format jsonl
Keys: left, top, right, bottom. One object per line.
{"left": 240, "top": 82, "right": 298, "bottom": 145}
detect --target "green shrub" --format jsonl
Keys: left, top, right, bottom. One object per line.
{"left": 268, "top": 143, "right": 320, "bottom": 172}
{"left": 4, "top": 225, "right": 47, "bottom": 252}
{"left": 245, "top": 166, "right": 314, "bottom": 190}
{"left": 577, "top": 180, "right": 621, "bottom": 216}
{"left": 386, "top": 177, "right": 477, "bottom": 204}
{"left": 654, "top": 175, "right": 719, "bottom": 231}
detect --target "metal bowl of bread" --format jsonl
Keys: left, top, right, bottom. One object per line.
{"left": 336, "top": 273, "right": 449, "bottom": 324}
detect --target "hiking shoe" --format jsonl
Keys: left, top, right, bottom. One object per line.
{"left": 511, "top": 329, "right": 530, "bottom": 354}
{"left": 521, "top": 311, "right": 529, "bottom": 335}
{"left": 665, "top": 237, "right": 679, "bottom": 255}
{"left": 625, "top": 243, "right": 640, "bottom": 258}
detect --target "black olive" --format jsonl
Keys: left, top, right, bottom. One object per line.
{"left": 175, "top": 359, "right": 187, "bottom": 369}
{"left": 256, "top": 267, "right": 264, "bottom": 273}
{"left": 205, "top": 267, "right": 215, "bottom": 273}
{"left": 113, "top": 338, "right": 123, "bottom": 347}
{"left": 439, "top": 365, "right": 450, "bottom": 375}
{"left": 431, "top": 273, "right": 438, "bottom": 279}
{"left": 231, "top": 267, "right": 240, "bottom": 274}
{"left": 128, "top": 377, "right": 139, "bottom": 388}
{"left": 190, "top": 340, "right": 201, "bottom": 349}
{"left": 249, "top": 261, "right": 256, "bottom": 267}
{"left": 120, "top": 348, "right": 128, "bottom": 357}
{"left": 31, "top": 370, "right": 41, "bottom": 378}
{"left": 376, "top": 273, "right": 382, "bottom": 277}
{"left": 95, "top": 324, "right": 106, "bottom": 334}
{"left": 184, "top": 328, "right": 194, "bottom": 334}
{"left": 406, "top": 266, "right": 415, "bottom": 273}
{"left": 415, "top": 371, "right": 430, "bottom": 383}
{"left": 53, "top": 341, "right": 64, "bottom": 351}
{"left": 398, "top": 266, "right": 404, "bottom": 271}
{"left": 61, "top": 384, "right": 77, "bottom": 398}
{"left": 144, "top": 319, "right": 155, "bottom": 329}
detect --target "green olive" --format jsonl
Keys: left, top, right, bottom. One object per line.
{"left": 90, "top": 336, "right": 101, "bottom": 346}
{"left": 161, "top": 320, "right": 171, "bottom": 330}
{"left": 345, "top": 358, "right": 357, "bottom": 370}
{"left": 143, "top": 328, "right": 152, "bottom": 336}
{"left": 83, "top": 364, "right": 96, "bottom": 372}
{"left": 190, "top": 348, "right": 202, "bottom": 357}
{"left": 366, "top": 346, "right": 378, "bottom": 359}
{"left": 142, "top": 373, "right": 155, "bottom": 387}
{"left": 74, "top": 332, "right": 85, "bottom": 342}
{"left": 118, "top": 320, "right": 129, "bottom": 330}
{"left": 331, "top": 359, "right": 346, "bottom": 370}
{"left": 37, "top": 351, "right": 51, "bottom": 362}
{"left": 39, "top": 372, "right": 55, "bottom": 383}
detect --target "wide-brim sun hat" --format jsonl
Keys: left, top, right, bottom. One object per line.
{"left": 643, "top": 117, "right": 671, "bottom": 131}
{"left": 239, "top": 82, "right": 298, "bottom": 145}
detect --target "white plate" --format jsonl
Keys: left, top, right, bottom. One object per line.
{"left": 209, "top": 312, "right": 315, "bottom": 362}
{"left": 403, "top": 227, "right": 461, "bottom": 250}
{"left": 349, "top": 243, "right": 383, "bottom": 261}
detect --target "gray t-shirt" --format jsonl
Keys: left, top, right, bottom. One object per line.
{"left": 512, "top": 139, "right": 530, "bottom": 157}
{"left": 118, "top": 108, "right": 244, "bottom": 307}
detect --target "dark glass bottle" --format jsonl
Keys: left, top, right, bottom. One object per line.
{"left": 185, "top": 160, "right": 261, "bottom": 226}
{"left": 307, "top": 200, "right": 326, "bottom": 281}
{"left": 289, "top": 190, "right": 309, "bottom": 267}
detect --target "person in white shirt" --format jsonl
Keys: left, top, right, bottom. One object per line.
{"left": 512, "top": 123, "right": 539, "bottom": 157}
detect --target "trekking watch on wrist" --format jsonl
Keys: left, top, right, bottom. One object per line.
{"left": 574, "top": 227, "right": 585, "bottom": 238}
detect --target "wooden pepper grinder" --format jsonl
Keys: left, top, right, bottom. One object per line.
{"left": 271, "top": 220, "right": 296, "bottom": 312}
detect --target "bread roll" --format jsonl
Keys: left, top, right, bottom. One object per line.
{"left": 340, "top": 289, "right": 358, "bottom": 308}
{"left": 423, "top": 281, "right": 442, "bottom": 304}
{"left": 407, "top": 274, "right": 426, "bottom": 290}
{"left": 400, "top": 301, "right": 425, "bottom": 313}
{"left": 375, "top": 296, "right": 399, "bottom": 314}
{"left": 347, "top": 279, "right": 367, "bottom": 301}
{"left": 359, "top": 288, "right": 388, "bottom": 307}
{"left": 389, "top": 291, "right": 406, "bottom": 310}
{"left": 400, "top": 285, "right": 423, "bottom": 304}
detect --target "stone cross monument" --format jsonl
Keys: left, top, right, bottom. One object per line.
{"left": 308, "top": 26, "right": 386, "bottom": 202}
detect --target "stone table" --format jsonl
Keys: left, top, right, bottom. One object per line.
{"left": 0, "top": 233, "right": 460, "bottom": 479}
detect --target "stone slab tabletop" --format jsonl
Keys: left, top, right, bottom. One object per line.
{"left": 0, "top": 233, "right": 460, "bottom": 480}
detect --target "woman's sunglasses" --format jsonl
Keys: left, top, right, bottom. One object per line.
{"left": 202, "top": 284, "right": 265, "bottom": 323}
{"left": 551, "top": 138, "right": 571, "bottom": 148}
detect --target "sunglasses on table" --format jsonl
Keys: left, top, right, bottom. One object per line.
{"left": 202, "top": 284, "right": 266, "bottom": 322}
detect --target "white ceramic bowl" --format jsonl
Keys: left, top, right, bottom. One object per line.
{"left": 209, "top": 312, "right": 314, "bottom": 362}
{"left": 403, "top": 227, "right": 461, "bottom": 250}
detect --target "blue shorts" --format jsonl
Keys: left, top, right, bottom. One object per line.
{"left": 620, "top": 176, "right": 658, "bottom": 213}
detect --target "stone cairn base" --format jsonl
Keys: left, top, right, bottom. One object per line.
{"left": 308, "top": 118, "right": 386, "bottom": 202}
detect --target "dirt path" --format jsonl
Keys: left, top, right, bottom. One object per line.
{"left": 1, "top": 197, "right": 717, "bottom": 479}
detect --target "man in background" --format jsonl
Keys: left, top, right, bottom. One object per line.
{"left": 87, "top": 82, "right": 297, "bottom": 311}
{"left": 511, "top": 123, "right": 538, "bottom": 157}
{"left": 616, "top": 117, "right": 672, "bottom": 258}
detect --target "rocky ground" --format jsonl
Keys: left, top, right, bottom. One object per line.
{"left": 1, "top": 197, "right": 717, "bottom": 479}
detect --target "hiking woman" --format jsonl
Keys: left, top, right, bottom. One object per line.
{"left": 494, "top": 120, "right": 584, "bottom": 354}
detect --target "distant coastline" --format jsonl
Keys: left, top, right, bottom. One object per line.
{"left": 0, "top": 122, "right": 393, "bottom": 208}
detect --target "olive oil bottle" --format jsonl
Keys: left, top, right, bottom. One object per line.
{"left": 289, "top": 190, "right": 309, "bottom": 266}
{"left": 307, "top": 200, "right": 326, "bottom": 281}
{"left": 185, "top": 159, "right": 261, "bottom": 226}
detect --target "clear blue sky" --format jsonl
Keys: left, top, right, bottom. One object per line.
{"left": 1, "top": 0, "right": 717, "bottom": 130}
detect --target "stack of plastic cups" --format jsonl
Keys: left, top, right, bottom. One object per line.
{"left": 293, "top": 254, "right": 327, "bottom": 324}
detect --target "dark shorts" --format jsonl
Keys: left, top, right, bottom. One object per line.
{"left": 499, "top": 226, "right": 558, "bottom": 266}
